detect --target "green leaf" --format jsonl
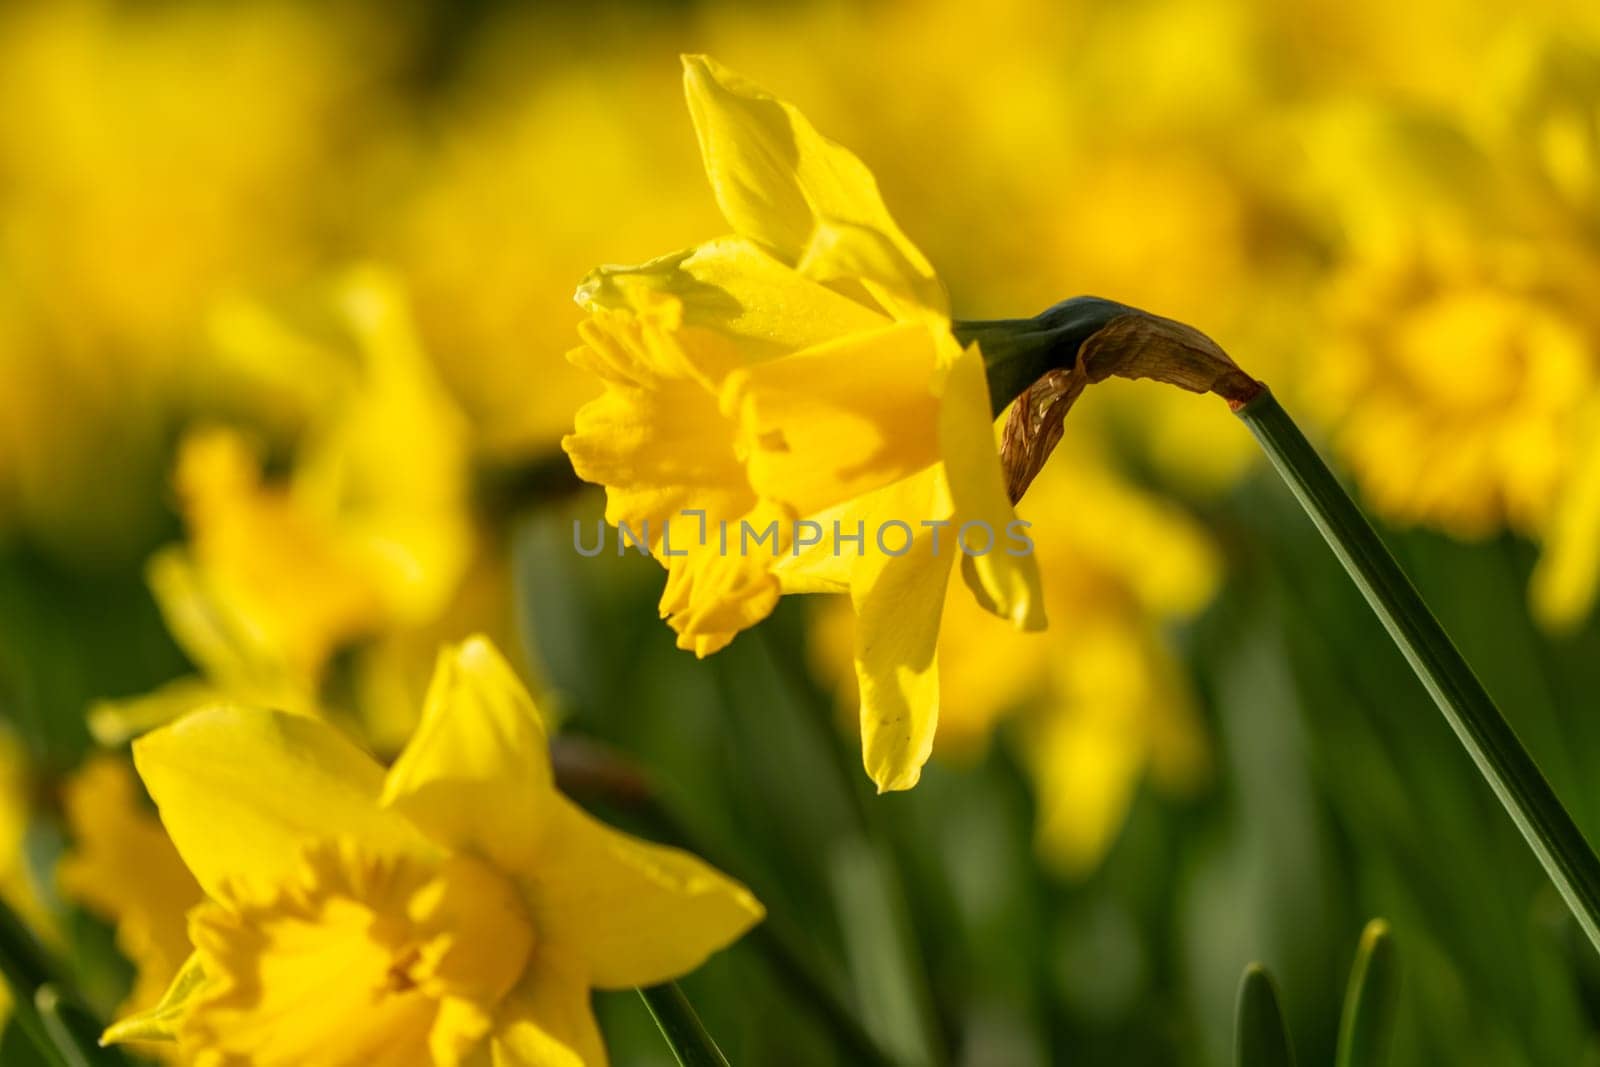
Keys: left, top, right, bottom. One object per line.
{"left": 639, "top": 982, "right": 732, "bottom": 1067}
{"left": 1336, "top": 920, "right": 1399, "bottom": 1067}
{"left": 1235, "top": 963, "right": 1296, "bottom": 1067}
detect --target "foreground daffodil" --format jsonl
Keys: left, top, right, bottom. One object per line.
{"left": 564, "top": 55, "right": 1042, "bottom": 791}
{"left": 104, "top": 637, "right": 763, "bottom": 1066}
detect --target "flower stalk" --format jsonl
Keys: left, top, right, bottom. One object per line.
{"left": 639, "top": 983, "right": 732, "bottom": 1067}
{"left": 966, "top": 299, "right": 1600, "bottom": 956}
{"left": 1236, "top": 388, "right": 1600, "bottom": 954}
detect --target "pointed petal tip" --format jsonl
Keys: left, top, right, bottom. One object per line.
{"left": 870, "top": 765, "right": 922, "bottom": 794}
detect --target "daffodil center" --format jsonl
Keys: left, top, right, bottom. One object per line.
{"left": 181, "top": 838, "right": 534, "bottom": 1067}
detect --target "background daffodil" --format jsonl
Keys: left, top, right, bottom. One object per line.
{"left": 56, "top": 757, "right": 202, "bottom": 1024}
{"left": 565, "top": 54, "right": 1043, "bottom": 791}
{"left": 105, "top": 636, "right": 763, "bottom": 1066}
{"left": 90, "top": 268, "right": 483, "bottom": 752}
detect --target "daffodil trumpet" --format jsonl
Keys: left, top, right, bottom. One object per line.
{"left": 965, "top": 299, "right": 1600, "bottom": 958}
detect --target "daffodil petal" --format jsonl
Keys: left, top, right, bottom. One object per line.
{"left": 681, "top": 54, "right": 942, "bottom": 314}
{"left": 1028, "top": 705, "right": 1144, "bottom": 878}
{"left": 381, "top": 638, "right": 554, "bottom": 873}
{"left": 563, "top": 300, "right": 784, "bottom": 654}
{"left": 529, "top": 797, "right": 763, "bottom": 990}
{"left": 133, "top": 705, "right": 430, "bottom": 899}
{"left": 577, "top": 237, "right": 887, "bottom": 357}
{"left": 1532, "top": 399, "right": 1600, "bottom": 629}
{"left": 489, "top": 954, "right": 607, "bottom": 1067}
{"left": 940, "top": 342, "right": 1045, "bottom": 631}
{"left": 722, "top": 320, "right": 943, "bottom": 517}
{"left": 796, "top": 216, "right": 947, "bottom": 322}
{"left": 851, "top": 508, "right": 956, "bottom": 793}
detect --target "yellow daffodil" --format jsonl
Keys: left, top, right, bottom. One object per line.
{"left": 104, "top": 636, "right": 762, "bottom": 1066}
{"left": 564, "top": 55, "right": 1042, "bottom": 791}
{"left": 92, "top": 269, "right": 475, "bottom": 747}
{"left": 58, "top": 757, "right": 203, "bottom": 1018}
{"left": 1311, "top": 227, "right": 1596, "bottom": 542}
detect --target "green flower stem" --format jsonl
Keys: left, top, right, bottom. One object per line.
{"left": 639, "top": 982, "right": 732, "bottom": 1067}
{"left": 1237, "top": 388, "right": 1600, "bottom": 954}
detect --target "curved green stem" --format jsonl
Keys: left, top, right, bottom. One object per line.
{"left": 1237, "top": 388, "right": 1600, "bottom": 954}
{"left": 639, "top": 982, "right": 731, "bottom": 1067}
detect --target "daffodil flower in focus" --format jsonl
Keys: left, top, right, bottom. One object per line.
{"left": 563, "top": 55, "right": 1043, "bottom": 792}
{"left": 103, "top": 636, "right": 763, "bottom": 1066}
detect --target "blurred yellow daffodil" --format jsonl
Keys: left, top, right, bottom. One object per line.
{"left": 92, "top": 269, "right": 476, "bottom": 747}
{"left": 1314, "top": 233, "right": 1595, "bottom": 542}
{"left": 564, "top": 55, "right": 1042, "bottom": 791}
{"left": 104, "top": 636, "right": 763, "bottom": 1066}
{"left": 58, "top": 757, "right": 202, "bottom": 1020}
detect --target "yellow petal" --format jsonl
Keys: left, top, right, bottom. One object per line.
{"left": 1532, "top": 398, "right": 1600, "bottom": 629}
{"left": 681, "top": 55, "right": 943, "bottom": 314}
{"left": 145, "top": 545, "right": 304, "bottom": 703}
{"left": 1028, "top": 704, "right": 1144, "bottom": 879}
{"left": 381, "top": 638, "right": 555, "bottom": 873}
{"left": 563, "top": 298, "right": 783, "bottom": 654}
{"left": 132, "top": 705, "right": 431, "bottom": 899}
{"left": 102, "top": 951, "right": 211, "bottom": 1047}
{"left": 940, "top": 342, "right": 1046, "bottom": 630}
{"left": 849, "top": 476, "right": 957, "bottom": 792}
{"left": 528, "top": 796, "right": 763, "bottom": 990}
{"left": 795, "top": 216, "right": 948, "bottom": 324}
{"left": 721, "top": 320, "right": 944, "bottom": 518}
{"left": 577, "top": 237, "right": 887, "bottom": 358}
{"left": 489, "top": 954, "right": 607, "bottom": 1067}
